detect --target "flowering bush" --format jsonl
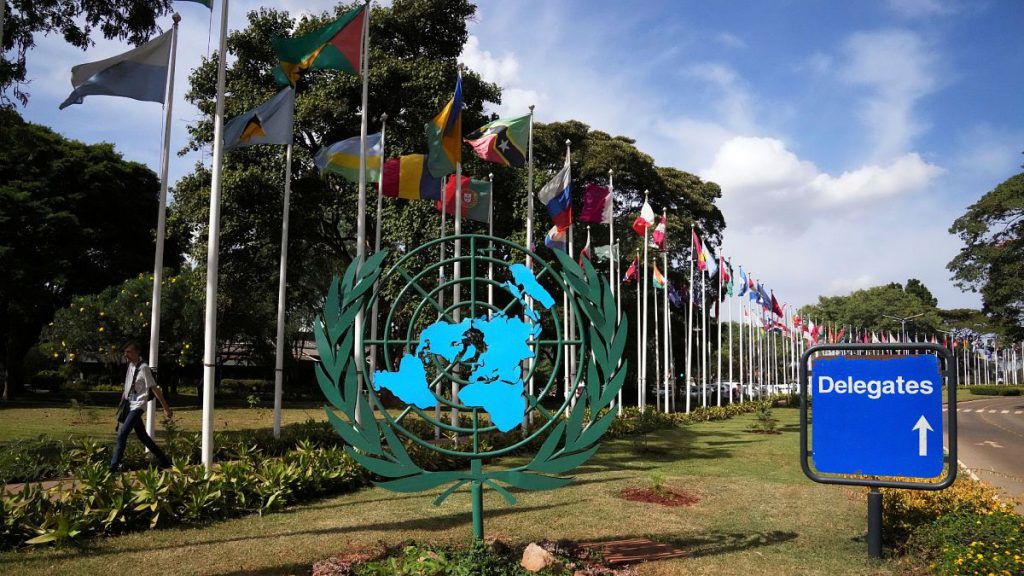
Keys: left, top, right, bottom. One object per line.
{"left": 907, "top": 511, "right": 1023, "bottom": 575}
{"left": 881, "top": 475, "right": 1014, "bottom": 549}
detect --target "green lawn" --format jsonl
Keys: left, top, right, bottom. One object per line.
{"left": 0, "top": 408, "right": 904, "bottom": 576}
{"left": 0, "top": 399, "right": 329, "bottom": 444}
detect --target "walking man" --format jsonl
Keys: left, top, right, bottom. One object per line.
{"left": 110, "top": 342, "right": 172, "bottom": 472}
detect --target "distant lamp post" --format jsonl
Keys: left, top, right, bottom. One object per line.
{"left": 882, "top": 313, "right": 926, "bottom": 342}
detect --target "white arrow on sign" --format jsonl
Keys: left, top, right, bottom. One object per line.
{"left": 912, "top": 415, "right": 933, "bottom": 457}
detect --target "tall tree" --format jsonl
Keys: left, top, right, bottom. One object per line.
{"left": 1, "top": 0, "right": 174, "bottom": 106}
{"left": 800, "top": 283, "right": 942, "bottom": 337}
{"left": 904, "top": 278, "right": 938, "bottom": 308}
{"left": 948, "top": 169, "right": 1024, "bottom": 341}
{"left": 0, "top": 108, "right": 174, "bottom": 398}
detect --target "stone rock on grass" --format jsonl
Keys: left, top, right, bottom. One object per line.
{"left": 521, "top": 542, "right": 560, "bottom": 572}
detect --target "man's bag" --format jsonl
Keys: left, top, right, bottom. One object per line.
{"left": 114, "top": 398, "right": 129, "bottom": 431}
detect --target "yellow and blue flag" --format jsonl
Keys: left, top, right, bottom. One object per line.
{"left": 425, "top": 75, "right": 462, "bottom": 178}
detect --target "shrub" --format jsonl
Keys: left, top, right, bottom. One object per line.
{"left": 880, "top": 475, "right": 1014, "bottom": 550}
{"left": 29, "top": 370, "right": 65, "bottom": 391}
{"left": 968, "top": 385, "right": 1022, "bottom": 396}
{"left": 907, "top": 511, "right": 1023, "bottom": 575}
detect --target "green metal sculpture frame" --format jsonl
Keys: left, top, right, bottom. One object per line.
{"left": 314, "top": 234, "right": 628, "bottom": 539}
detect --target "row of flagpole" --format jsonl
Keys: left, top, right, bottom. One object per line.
{"left": 61, "top": 1, "right": 1024, "bottom": 477}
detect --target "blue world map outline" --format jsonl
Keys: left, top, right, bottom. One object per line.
{"left": 373, "top": 264, "right": 556, "bottom": 432}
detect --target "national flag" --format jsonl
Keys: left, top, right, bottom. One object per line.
{"left": 537, "top": 153, "right": 572, "bottom": 228}
{"left": 425, "top": 74, "right": 463, "bottom": 178}
{"left": 836, "top": 327, "right": 846, "bottom": 343}
{"left": 771, "top": 292, "right": 784, "bottom": 317}
{"left": 59, "top": 30, "right": 172, "bottom": 110}
{"left": 177, "top": 0, "right": 212, "bottom": 8}
{"left": 592, "top": 244, "right": 616, "bottom": 262}
{"left": 464, "top": 114, "right": 528, "bottom": 167}
{"left": 738, "top": 266, "right": 749, "bottom": 297}
{"left": 437, "top": 175, "right": 491, "bottom": 223}
{"left": 692, "top": 230, "right": 707, "bottom": 271}
{"left": 651, "top": 215, "right": 667, "bottom": 250}
{"left": 757, "top": 283, "right": 771, "bottom": 310}
{"left": 668, "top": 284, "right": 683, "bottom": 307}
{"left": 724, "top": 259, "right": 734, "bottom": 296}
{"left": 652, "top": 264, "right": 666, "bottom": 289}
{"left": 622, "top": 257, "right": 638, "bottom": 283}
{"left": 314, "top": 132, "right": 382, "bottom": 183}
{"left": 544, "top": 225, "right": 567, "bottom": 252}
{"left": 578, "top": 229, "right": 592, "bottom": 268}
{"left": 272, "top": 5, "right": 365, "bottom": 86}
{"left": 380, "top": 154, "right": 442, "bottom": 200}
{"left": 223, "top": 87, "right": 295, "bottom": 151}
{"left": 579, "top": 183, "right": 612, "bottom": 224}
{"left": 632, "top": 200, "right": 655, "bottom": 235}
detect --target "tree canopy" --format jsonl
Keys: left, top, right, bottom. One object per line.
{"left": 798, "top": 280, "right": 943, "bottom": 338}
{"left": 169, "top": 0, "right": 725, "bottom": 368}
{"left": 1, "top": 0, "right": 174, "bottom": 106}
{"left": 0, "top": 107, "right": 175, "bottom": 398}
{"left": 948, "top": 169, "right": 1024, "bottom": 341}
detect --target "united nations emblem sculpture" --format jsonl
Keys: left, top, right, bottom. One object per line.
{"left": 315, "top": 234, "right": 627, "bottom": 538}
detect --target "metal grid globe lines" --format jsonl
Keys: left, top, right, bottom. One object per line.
{"left": 364, "top": 234, "right": 583, "bottom": 458}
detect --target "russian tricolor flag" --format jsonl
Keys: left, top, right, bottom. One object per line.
{"left": 538, "top": 154, "right": 572, "bottom": 229}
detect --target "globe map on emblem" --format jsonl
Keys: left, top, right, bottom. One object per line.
{"left": 372, "top": 263, "right": 555, "bottom": 432}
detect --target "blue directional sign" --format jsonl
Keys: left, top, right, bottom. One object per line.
{"left": 812, "top": 354, "right": 944, "bottom": 478}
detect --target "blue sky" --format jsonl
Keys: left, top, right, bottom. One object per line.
{"left": 11, "top": 0, "right": 1023, "bottom": 312}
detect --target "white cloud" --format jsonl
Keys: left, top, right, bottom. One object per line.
{"left": 885, "top": 0, "right": 957, "bottom": 18}
{"left": 459, "top": 35, "right": 520, "bottom": 87}
{"left": 683, "top": 62, "right": 755, "bottom": 132}
{"left": 716, "top": 32, "right": 746, "bottom": 49}
{"left": 702, "top": 136, "right": 944, "bottom": 232}
{"left": 837, "top": 29, "right": 939, "bottom": 159}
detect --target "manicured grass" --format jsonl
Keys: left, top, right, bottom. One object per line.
{"left": 0, "top": 399, "right": 328, "bottom": 444}
{"left": 0, "top": 408, "right": 901, "bottom": 575}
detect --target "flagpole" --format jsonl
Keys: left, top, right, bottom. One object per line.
{"left": 685, "top": 230, "right": 694, "bottom": 413}
{"left": 435, "top": 176, "right": 446, "bottom": 441}
{"left": 201, "top": 0, "right": 230, "bottom": 471}
{"left": 351, "top": 0, "right": 372, "bottom": 427}
{"left": 608, "top": 169, "right": 621, "bottom": 414}
{"left": 738, "top": 269, "right": 744, "bottom": 402}
{"left": 271, "top": 140, "right": 293, "bottom": 439}
{"left": 662, "top": 248, "right": 670, "bottom": 412}
{"left": 369, "top": 113, "right": 387, "bottom": 380}
{"left": 487, "top": 172, "right": 494, "bottom": 313}
{"left": 634, "top": 250, "right": 641, "bottom": 407}
{"left": 146, "top": 13, "right": 180, "bottom": 438}
{"left": 641, "top": 190, "right": 650, "bottom": 412}
{"left": 452, "top": 161, "right": 462, "bottom": 432}
{"left": 653, "top": 260, "right": 661, "bottom": 411}
{"left": 565, "top": 141, "right": 577, "bottom": 408}
{"left": 716, "top": 257, "right": 723, "bottom": 407}
{"left": 525, "top": 105, "right": 536, "bottom": 427}
{"left": 727, "top": 259, "right": 734, "bottom": 403}
{"left": 701, "top": 267, "right": 707, "bottom": 407}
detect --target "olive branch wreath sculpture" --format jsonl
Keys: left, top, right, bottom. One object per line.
{"left": 314, "top": 237, "right": 627, "bottom": 536}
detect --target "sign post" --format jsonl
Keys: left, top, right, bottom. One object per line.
{"left": 799, "top": 343, "right": 957, "bottom": 558}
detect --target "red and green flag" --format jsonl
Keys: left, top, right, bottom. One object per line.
{"left": 437, "top": 175, "right": 491, "bottom": 223}
{"left": 271, "top": 5, "right": 365, "bottom": 86}
{"left": 464, "top": 114, "right": 528, "bottom": 167}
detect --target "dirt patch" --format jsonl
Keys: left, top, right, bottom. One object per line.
{"left": 618, "top": 487, "right": 699, "bottom": 507}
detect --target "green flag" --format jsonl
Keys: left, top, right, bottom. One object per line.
{"left": 177, "top": 0, "right": 212, "bottom": 9}
{"left": 271, "top": 5, "right": 365, "bottom": 86}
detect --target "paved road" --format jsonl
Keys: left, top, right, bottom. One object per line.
{"left": 944, "top": 395, "right": 1024, "bottom": 513}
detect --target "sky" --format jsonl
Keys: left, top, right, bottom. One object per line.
{"left": 11, "top": 0, "right": 1024, "bottom": 312}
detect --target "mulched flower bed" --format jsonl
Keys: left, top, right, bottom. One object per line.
{"left": 618, "top": 487, "right": 699, "bottom": 507}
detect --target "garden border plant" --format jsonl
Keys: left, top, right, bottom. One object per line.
{"left": 0, "top": 396, "right": 788, "bottom": 550}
